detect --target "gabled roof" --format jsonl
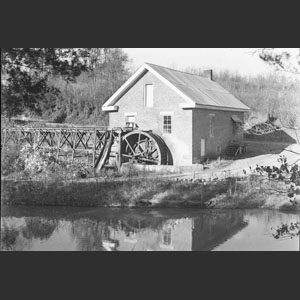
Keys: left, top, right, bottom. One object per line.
{"left": 102, "top": 63, "right": 250, "bottom": 112}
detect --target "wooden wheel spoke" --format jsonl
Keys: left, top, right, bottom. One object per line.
{"left": 124, "top": 138, "right": 135, "bottom": 154}
{"left": 122, "top": 154, "right": 134, "bottom": 158}
{"left": 121, "top": 132, "right": 165, "bottom": 165}
{"left": 150, "top": 148, "right": 158, "bottom": 156}
{"left": 138, "top": 157, "right": 159, "bottom": 164}
{"left": 137, "top": 144, "right": 145, "bottom": 153}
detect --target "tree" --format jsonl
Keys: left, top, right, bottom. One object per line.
{"left": 242, "top": 48, "right": 300, "bottom": 139}
{"left": 242, "top": 48, "right": 300, "bottom": 208}
{"left": 256, "top": 48, "right": 300, "bottom": 75}
{"left": 1, "top": 48, "right": 98, "bottom": 118}
{"left": 256, "top": 48, "right": 300, "bottom": 127}
{"left": 44, "top": 48, "right": 130, "bottom": 125}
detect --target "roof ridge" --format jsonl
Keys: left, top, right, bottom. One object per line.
{"left": 102, "top": 61, "right": 250, "bottom": 111}
{"left": 146, "top": 63, "right": 232, "bottom": 95}
{"left": 145, "top": 62, "right": 207, "bottom": 78}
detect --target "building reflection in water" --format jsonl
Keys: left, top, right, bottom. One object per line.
{"left": 192, "top": 212, "right": 247, "bottom": 251}
{"left": 2, "top": 206, "right": 297, "bottom": 251}
{"left": 103, "top": 211, "right": 247, "bottom": 251}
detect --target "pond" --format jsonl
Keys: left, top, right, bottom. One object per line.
{"left": 1, "top": 206, "right": 299, "bottom": 251}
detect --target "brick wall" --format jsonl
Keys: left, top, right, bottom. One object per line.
{"left": 108, "top": 71, "right": 193, "bottom": 165}
{"left": 192, "top": 109, "right": 245, "bottom": 162}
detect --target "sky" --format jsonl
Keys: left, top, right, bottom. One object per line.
{"left": 123, "top": 48, "right": 299, "bottom": 78}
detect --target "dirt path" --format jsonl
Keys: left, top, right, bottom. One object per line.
{"left": 180, "top": 143, "right": 300, "bottom": 181}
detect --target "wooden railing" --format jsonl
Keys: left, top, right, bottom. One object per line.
{"left": 1, "top": 126, "right": 126, "bottom": 171}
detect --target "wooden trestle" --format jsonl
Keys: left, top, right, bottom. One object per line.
{"left": 1, "top": 126, "right": 129, "bottom": 171}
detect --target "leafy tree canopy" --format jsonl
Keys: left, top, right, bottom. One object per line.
{"left": 1, "top": 48, "right": 106, "bottom": 118}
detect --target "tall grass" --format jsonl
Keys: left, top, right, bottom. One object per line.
{"left": 1, "top": 175, "right": 271, "bottom": 208}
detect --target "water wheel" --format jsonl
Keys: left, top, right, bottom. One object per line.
{"left": 121, "top": 131, "right": 171, "bottom": 165}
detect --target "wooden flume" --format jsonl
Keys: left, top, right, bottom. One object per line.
{"left": 1, "top": 126, "right": 172, "bottom": 172}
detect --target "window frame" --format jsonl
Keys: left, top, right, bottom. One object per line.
{"left": 209, "top": 114, "right": 215, "bottom": 137}
{"left": 162, "top": 228, "right": 172, "bottom": 246}
{"left": 144, "top": 84, "right": 154, "bottom": 108}
{"left": 162, "top": 114, "right": 172, "bottom": 135}
{"left": 125, "top": 115, "right": 136, "bottom": 128}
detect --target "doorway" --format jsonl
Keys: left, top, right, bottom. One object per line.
{"left": 200, "top": 139, "right": 206, "bottom": 157}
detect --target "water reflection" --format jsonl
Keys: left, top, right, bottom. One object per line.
{"left": 1, "top": 206, "right": 299, "bottom": 251}
{"left": 192, "top": 212, "right": 247, "bottom": 251}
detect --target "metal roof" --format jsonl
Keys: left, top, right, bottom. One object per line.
{"left": 146, "top": 63, "right": 250, "bottom": 111}
{"left": 102, "top": 63, "right": 250, "bottom": 112}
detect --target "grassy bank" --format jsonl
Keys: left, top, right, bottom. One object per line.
{"left": 2, "top": 175, "right": 299, "bottom": 210}
{"left": 1, "top": 177, "right": 225, "bottom": 208}
{"left": 1, "top": 142, "right": 299, "bottom": 210}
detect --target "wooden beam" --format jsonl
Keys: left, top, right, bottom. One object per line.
{"left": 117, "top": 131, "right": 122, "bottom": 171}
{"left": 92, "top": 127, "right": 96, "bottom": 166}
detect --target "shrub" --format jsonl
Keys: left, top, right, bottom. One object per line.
{"left": 1, "top": 144, "right": 22, "bottom": 176}
{"left": 1, "top": 144, "right": 94, "bottom": 180}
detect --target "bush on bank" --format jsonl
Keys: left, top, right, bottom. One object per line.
{"left": 1, "top": 144, "right": 94, "bottom": 181}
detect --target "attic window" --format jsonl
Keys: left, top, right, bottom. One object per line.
{"left": 144, "top": 84, "right": 153, "bottom": 107}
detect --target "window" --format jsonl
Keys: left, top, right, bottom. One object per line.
{"left": 144, "top": 84, "right": 153, "bottom": 107}
{"left": 209, "top": 114, "right": 215, "bottom": 137}
{"left": 162, "top": 115, "right": 172, "bottom": 134}
{"left": 162, "top": 228, "right": 172, "bottom": 246}
{"left": 126, "top": 115, "right": 135, "bottom": 128}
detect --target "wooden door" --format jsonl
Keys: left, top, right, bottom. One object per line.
{"left": 200, "top": 139, "right": 205, "bottom": 157}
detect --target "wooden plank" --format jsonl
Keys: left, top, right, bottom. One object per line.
{"left": 56, "top": 130, "right": 62, "bottom": 160}
{"left": 85, "top": 131, "right": 92, "bottom": 148}
{"left": 117, "top": 131, "right": 122, "bottom": 171}
{"left": 95, "top": 130, "right": 114, "bottom": 173}
{"left": 75, "top": 131, "right": 87, "bottom": 149}
{"left": 72, "top": 129, "right": 77, "bottom": 163}
{"left": 92, "top": 127, "right": 96, "bottom": 166}
{"left": 1, "top": 126, "right": 111, "bottom": 167}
